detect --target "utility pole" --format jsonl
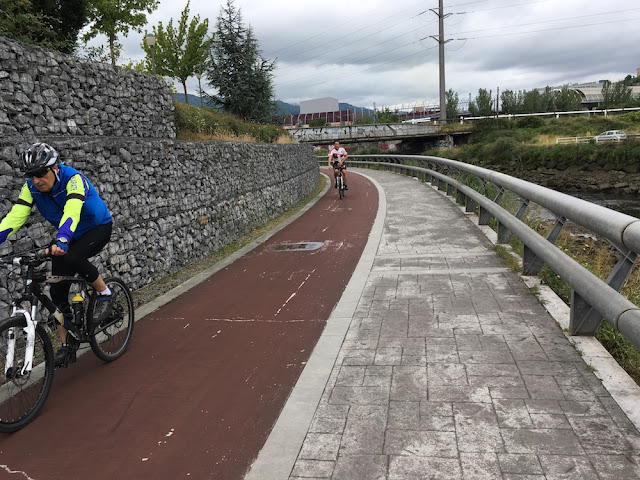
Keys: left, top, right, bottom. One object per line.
{"left": 430, "top": 0, "right": 452, "bottom": 123}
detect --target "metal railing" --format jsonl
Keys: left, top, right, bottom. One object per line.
{"left": 331, "top": 155, "right": 640, "bottom": 350}
{"left": 556, "top": 134, "right": 640, "bottom": 144}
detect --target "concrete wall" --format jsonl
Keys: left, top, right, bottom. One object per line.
{"left": 0, "top": 37, "right": 318, "bottom": 303}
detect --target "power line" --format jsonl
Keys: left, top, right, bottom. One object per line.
{"left": 450, "top": 7, "right": 640, "bottom": 36}
{"left": 273, "top": 19, "right": 437, "bottom": 80}
{"left": 457, "top": 16, "right": 640, "bottom": 40}
{"left": 280, "top": 10, "right": 433, "bottom": 65}
{"left": 273, "top": 0, "right": 577, "bottom": 85}
{"left": 265, "top": 0, "right": 432, "bottom": 58}
{"left": 276, "top": 35, "right": 433, "bottom": 86}
{"left": 278, "top": 44, "right": 439, "bottom": 94}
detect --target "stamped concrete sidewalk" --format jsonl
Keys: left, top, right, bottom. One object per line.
{"left": 252, "top": 168, "right": 640, "bottom": 480}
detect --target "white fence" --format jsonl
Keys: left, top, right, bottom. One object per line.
{"left": 556, "top": 133, "right": 640, "bottom": 144}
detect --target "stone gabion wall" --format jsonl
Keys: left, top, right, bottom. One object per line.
{"left": 0, "top": 36, "right": 175, "bottom": 139}
{"left": 0, "top": 137, "right": 318, "bottom": 294}
{"left": 0, "top": 36, "right": 319, "bottom": 306}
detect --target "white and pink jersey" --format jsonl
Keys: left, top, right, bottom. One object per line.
{"left": 328, "top": 147, "right": 348, "bottom": 164}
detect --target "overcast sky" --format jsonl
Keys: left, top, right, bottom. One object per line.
{"left": 105, "top": 0, "right": 640, "bottom": 110}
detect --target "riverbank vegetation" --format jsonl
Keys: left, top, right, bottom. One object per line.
{"left": 430, "top": 113, "right": 640, "bottom": 174}
{"left": 173, "top": 100, "right": 294, "bottom": 143}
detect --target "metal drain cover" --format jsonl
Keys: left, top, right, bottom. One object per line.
{"left": 272, "top": 241, "right": 324, "bottom": 252}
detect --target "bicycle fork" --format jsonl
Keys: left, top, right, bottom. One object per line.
{"left": 5, "top": 304, "right": 38, "bottom": 377}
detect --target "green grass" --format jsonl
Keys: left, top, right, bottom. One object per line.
{"left": 172, "top": 100, "right": 290, "bottom": 143}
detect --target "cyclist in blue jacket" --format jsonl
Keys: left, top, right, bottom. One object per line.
{"left": 0, "top": 143, "right": 113, "bottom": 367}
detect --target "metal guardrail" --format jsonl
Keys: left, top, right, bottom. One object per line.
{"left": 326, "top": 155, "right": 640, "bottom": 350}
{"left": 556, "top": 134, "right": 640, "bottom": 144}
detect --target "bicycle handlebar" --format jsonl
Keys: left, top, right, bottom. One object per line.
{"left": 0, "top": 251, "right": 51, "bottom": 267}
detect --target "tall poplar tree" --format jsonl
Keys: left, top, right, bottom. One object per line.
{"left": 83, "top": 0, "right": 159, "bottom": 66}
{"left": 206, "top": 0, "right": 276, "bottom": 122}
{"left": 445, "top": 89, "right": 459, "bottom": 120}
{"left": 143, "top": 1, "right": 212, "bottom": 102}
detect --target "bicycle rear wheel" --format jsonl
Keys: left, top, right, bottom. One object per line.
{"left": 0, "top": 315, "right": 55, "bottom": 433}
{"left": 87, "top": 278, "right": 134, "bottom": 362}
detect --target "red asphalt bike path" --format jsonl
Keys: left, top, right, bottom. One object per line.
{"left": 0, "top": 168, "right": 377, "bottom": 480}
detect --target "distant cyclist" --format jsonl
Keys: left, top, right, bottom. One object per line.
{"left": 0, "top": 143, "right": 113, "bottom": 367}
{"left": 328, "top": 140, "right": 348, "bottom": 190}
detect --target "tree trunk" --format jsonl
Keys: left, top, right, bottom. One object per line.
{"left": 183, "top": 81, "right": 189, "bottom": 104}
{"left": 109, "top": 35, "right": 116, "bottom": 67}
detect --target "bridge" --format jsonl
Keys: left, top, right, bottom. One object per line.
{"left": 288, "top": 122, "right": 472, "bottom": 146}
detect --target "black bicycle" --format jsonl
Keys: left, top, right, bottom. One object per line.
{"left": 0, "top": 250, "right": 134, "bottom": 432}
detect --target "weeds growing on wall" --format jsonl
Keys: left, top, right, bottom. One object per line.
{"left": 173, "top": 100, "right": 292, "bottom": 143}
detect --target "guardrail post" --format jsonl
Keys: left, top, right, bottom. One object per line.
{"left": 570, "top": 244, "right": 639, "bottom": 335}
{"left": 522, "top": 215, "right": 566, "bottom": 275}
{"left": 498, "top": 199, "right": 530, "bottom": 244}
{"left": 431, "top": 165, "right": 439, "bottom": 186}
{"left": 479, "top": 186, "right": 504, "bottom": 225}
{"left": 465, "top": 196, "right": 475, "bottom": 212}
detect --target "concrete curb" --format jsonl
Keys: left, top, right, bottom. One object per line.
{"left": 244, "top": 171, "right": 386, "bottom": 480}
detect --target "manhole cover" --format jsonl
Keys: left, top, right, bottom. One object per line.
{"left": 272, "top": 242, "right": 324, "bottom": 252}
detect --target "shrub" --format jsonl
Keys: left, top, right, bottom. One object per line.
{"left": 173, "top": 100, "right": 289, "bottom": 143}
{"left": 309, "top": 118, "right": 327, "bottom": 127}
{"left": 516, "top": 116, "right": 544, "bottom": 129}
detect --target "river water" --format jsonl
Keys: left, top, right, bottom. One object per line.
{"left": 566, "top": 192, "right": 640, "bottom": 219}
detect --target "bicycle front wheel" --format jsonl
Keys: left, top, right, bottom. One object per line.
{"left": 338, "top": 176, "right": 344, "bottom": 199}
{"left": 0, "top": 315, "right": 55, "bottom": 433}
{"left": 87, "top": 278, "right": 135, "bottom": 362}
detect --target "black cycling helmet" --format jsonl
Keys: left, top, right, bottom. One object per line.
{"left": 20, "top": 143, "right": 59, "bottom": 175}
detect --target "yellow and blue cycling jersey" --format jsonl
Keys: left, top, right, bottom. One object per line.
{"left": 0, "top": 165, "right": 112, "bottom": 245}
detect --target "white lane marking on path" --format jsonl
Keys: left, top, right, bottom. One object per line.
{"left": 0, "top": 466, "right": 35, "bottom": 480}
{"left": 275, "top": 269, "right": 316, "bottom": 317}
{"left": 204, "top": 318, "right": 323, "bottom": 323}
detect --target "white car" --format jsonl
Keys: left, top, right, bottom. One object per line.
{"left": 595, "top": 130, "right": 627, "bottom": 142}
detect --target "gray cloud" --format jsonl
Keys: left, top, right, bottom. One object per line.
{"left": 87, "top": 0, "right": 640, "bottom": 109}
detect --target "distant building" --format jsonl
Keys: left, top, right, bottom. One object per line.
{"left": 300, "top": 97, "right": 339, "bottom": 115}
{"left": 637, "top": 67, "right": 640, "bottom": 77}
{"left": 542, "top": 81, "right": 640, "bottom": 109}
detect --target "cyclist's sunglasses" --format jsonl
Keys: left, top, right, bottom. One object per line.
{"left": 26, "top": 167, "right": 51, "bottom": 179}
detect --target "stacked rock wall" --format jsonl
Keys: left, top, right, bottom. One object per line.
{"left": 0, "top": 37, "right": 318, "bottom": 296}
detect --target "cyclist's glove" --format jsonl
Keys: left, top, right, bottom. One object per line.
{"left": 0, "top": 228, "right": 10, "bottom": 245}
{"left": 54, "top": 238, "right": 69, "bottom": 253}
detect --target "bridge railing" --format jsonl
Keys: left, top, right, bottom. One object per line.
{"left": 338, "top": 155, "right": 640, "bottom": 350}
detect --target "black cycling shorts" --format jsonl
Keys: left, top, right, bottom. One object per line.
{"left": 50, "top": 222, "right": 112, "bottom": 308}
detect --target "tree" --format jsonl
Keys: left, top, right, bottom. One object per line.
{"left": 540, "top": 86, "right": 556, "bottom": 112}
{"left": 32, "top": 0, "right": 89, "bottom": 53}
{"left": 83, "top": 0, "right": 159, "bottom": 66}
{"left": 554, "top": 85, "right": 583, "bottom": 112}
{"left": 0, "top": 0, "right": 89, "bottom": 53}
{"left": 601, "top": 80, "right": 634, "bottom": 108}
{"left": 522, "top": 89, "right": 542, "bottom": 113}
{"left": 500, "top": 89, "right": 524, "bottom": 115}
{"left": 445, "top": 89, "right": 459, "bottom": 121}
{"left": 470, "top": 88, "right": 493, "bottom": 116}
{"left": 206, "top": 0, "right": 276, "bottom": 122}
{"left": 143, "top": 1, "right": 212, "bottom": 103}
{"left": 377, "top": 108, "right": 399, "bottom": 123}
